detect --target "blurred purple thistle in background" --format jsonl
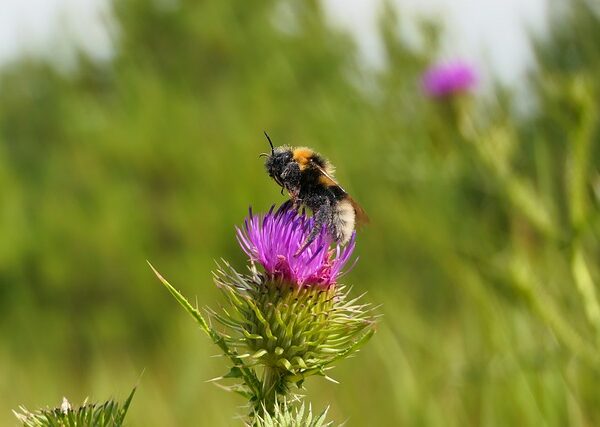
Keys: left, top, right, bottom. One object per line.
{"left": 236, "top": 205, "right": 356, "bottom": 288}
{"left": 422, "top": 61, "right": 477, "bottom": 97}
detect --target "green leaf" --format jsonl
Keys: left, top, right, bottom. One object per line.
{"left": 148, "top": 261, "right": 262, "bottom": 398}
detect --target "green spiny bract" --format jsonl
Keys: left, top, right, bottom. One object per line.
{"left": 249, "top": 401, "right": 334, "bottom": 427}
{"left": 212, "top": 261, "right": 375, "bottom": 397}
{"left": 14, "top": 388, "right": 136, "bottom": 427}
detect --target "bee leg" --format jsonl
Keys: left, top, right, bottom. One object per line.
{"left": 279, "top": 195, "right": 301, "bottom": 213}
{"left": 294, "top": 203, "right": 331, "bottom": 256}
{"left": 290, "top": 189, "right": 302, "bottom": 211}
{"left": 278, "top": 162, "right": 301, "bottom": 200}
{"left": 281, "top": 162, "right": 301, "bottom": 187}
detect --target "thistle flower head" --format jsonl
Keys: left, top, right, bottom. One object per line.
{"left": 150, "top": 204, "right": 376, "bottom": 420}
{"left": 14, "top": 389, "right": 136, "bottom": 427}
{"left": 236, "top": 205, "right": 356, "bottom": 287}
{"left": 422, "top": 61, "right": 477, "bottom": 97}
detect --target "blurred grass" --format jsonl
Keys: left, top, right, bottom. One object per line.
{"left": 1, "top": 0, "right": 600, "bottom": 425}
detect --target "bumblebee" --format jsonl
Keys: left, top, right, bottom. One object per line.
{"left": 262, "top": 132, "right": 367, "bottom": 253}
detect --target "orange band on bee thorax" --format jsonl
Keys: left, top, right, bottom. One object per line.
{"left": 292, "top": 147, "right": 314, "bottom": 170}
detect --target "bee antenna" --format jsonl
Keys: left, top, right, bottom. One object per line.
{"left": 263, "top": 131, "right": 275, "bottom": 154}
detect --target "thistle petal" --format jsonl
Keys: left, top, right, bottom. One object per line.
{"left": 236, "top": 205, "right": 356, "bottom": 287}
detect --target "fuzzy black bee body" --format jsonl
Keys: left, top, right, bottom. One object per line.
{"left": 262, "top": 133, "right": 367, "bottom": 252}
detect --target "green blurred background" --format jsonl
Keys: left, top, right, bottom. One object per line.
{"left": 2, "top": 0, "right": 600, "bottom": 425}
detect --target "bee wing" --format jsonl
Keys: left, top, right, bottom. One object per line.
{"left": 347, "top": 196, "right": 370, "bottom": 226}
{"left": 311, "top": 162, "right": 347, "bottom": 193}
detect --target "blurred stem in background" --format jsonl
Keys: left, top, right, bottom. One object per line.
{"left": 447, "top": 63, "right": 600, "bottom": 370}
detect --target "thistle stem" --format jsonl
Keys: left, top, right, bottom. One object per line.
{"left": 260, "top": 366, "right": 284, "bottom": 416}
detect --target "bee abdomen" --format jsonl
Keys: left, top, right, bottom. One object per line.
{"left": 331, "top": 198, "right": 356, "bottom": 244}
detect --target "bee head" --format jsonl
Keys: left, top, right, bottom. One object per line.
{"left": 265, "top": 147, "right": 293, "bottom": 188}
{"left": 261, "top": 132, "right": 293, "bottom": 189}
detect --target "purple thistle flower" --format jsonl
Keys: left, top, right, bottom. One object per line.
{"left": 422, "top": 61, "right": 477, "bottom": 98}
{"left": 236, "top": 205, "right": 356, "bottom": 288}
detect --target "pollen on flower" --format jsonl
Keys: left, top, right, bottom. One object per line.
{"left": 235, "top": 205, "right": 356, "bottom": 287}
